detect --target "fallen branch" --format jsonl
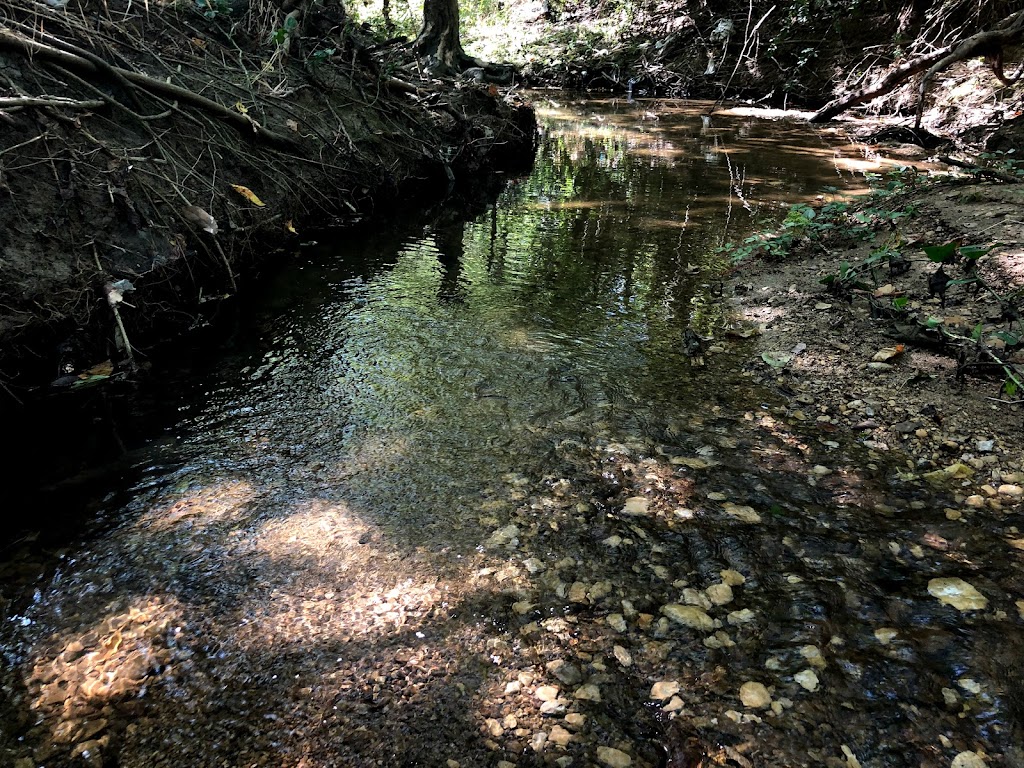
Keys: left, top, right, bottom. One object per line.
{"left": 809, "top": 9, "right": 1024, "bottom": 124}
{"left": 0, "top": 96, "right": 105, "bottom": 110}
{"left": 938, "top": 155, "right": 1021, "bottom": 184}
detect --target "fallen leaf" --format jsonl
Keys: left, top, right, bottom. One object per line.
{"left": 285, "top": 220, "right": 297, "bottom": 234}
{"left": 286, "top": 119, "right": 299, "bottom": 132}
{"left": 230, "top": 184, "right": 266, "bottom": 207}
{"left": 84, "top": 360, "right": 114, "bottom": 376}
{"left": 234, "top": 101, "right": 249, "bottom": 115}
{"left": 762, "top": 352, "right": 792, "bottom": 368}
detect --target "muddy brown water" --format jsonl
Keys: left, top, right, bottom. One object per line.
{"left": 2, "top": 98, "right": 1022, "bottom": 768}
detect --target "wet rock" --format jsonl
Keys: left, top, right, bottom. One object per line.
{"left": 998, "top": 484, "right": 1023, "bottom": 497}
{"left": 651, "top": 680, "right": 680, "bottom": 700}
{"left": 683, "top": 588, "right": 712, "bottom": 609}
{"left": 613, "top": 645, "right": 633, "bottom": 667}
{"left": 723, "top": 502, "right": 761, "bottom": 523}
{"left": 794, "top": 669, "right": 819, "bottom": 691}
{"left": 720, "top": 569, "right": 746, "bottom": 586}
{"left": 739, "top": 681, "right": 772, "bottom": 709}
{"left": 661, "top": 604, "right": 715, "bottom": 631}
{"left": 705, "top": 583, "right": 734, "bottom": 606}
{"left": 486, "top": 525, "right": 520, "bottom": 548}
{"left": 574, "top": 683, "right": 601, "bottom": 701}
{"left": 547, "top": 660, "right": 583, "bottom": 686}
{"left": 928, "top": 578, "right": 988, "bottom": 611}
{"left": 874, "top": 628, "right": 898, "bottom": 645}
{"left": 727, "top": 608, "right": 756, "bottom": 625}
{"left": 951, "top": 751, "right": 986, "bottom": 768}
{"left": 596, "top": 746, "right": 633, "bottom": 767}
{"left": 568, "top": 582, "right": 589, "bottom": 603}
{"left": 607, "top": 613, "right": 627, "bottom": 632}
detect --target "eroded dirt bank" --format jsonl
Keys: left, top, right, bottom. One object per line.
{"left": 0, "top": 0, "right": 535, "bottom": 388}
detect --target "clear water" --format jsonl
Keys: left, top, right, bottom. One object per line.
{"left": 2, "top": 98, "right": 1020, "bottom": 768}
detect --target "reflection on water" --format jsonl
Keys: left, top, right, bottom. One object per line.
{"left": 2, "top": 98, "right": 1020, "bottom": 768}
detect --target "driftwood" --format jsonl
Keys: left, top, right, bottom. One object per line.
{"left": 809, "top": 10, "right": 1024, "bottom": 124}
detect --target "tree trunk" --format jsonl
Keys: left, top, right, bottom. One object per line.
{"left": 415, "top": 0, "right": 473, "bottom": 73}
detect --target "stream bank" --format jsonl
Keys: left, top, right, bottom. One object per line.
{"left": 0, "top": 0, "right": 536, "bottom": 390}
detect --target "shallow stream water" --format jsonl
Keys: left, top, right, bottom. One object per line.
{"left": 2, "top": 98, "right": 1022, "bottom": 768}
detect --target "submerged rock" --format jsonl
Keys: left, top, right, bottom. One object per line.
{"left": 928, "top": 578, "right": 988, "bottom": 611}
{"left": 661, "top": 604, "right": 715, "bottom": 631}
{"left": 739, "top": 681, "right": 772, "bottom": 708}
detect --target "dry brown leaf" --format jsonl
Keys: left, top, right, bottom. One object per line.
{"left": 230, "top": 184, "right": 265, "bottom": 207}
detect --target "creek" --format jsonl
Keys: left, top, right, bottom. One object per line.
{"left": 1, "top": 97, "right": 1021, "bottom": 768}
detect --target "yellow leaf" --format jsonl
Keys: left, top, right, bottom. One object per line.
{"left": 84, "top": 360, "right": 114, "bottom": 377}
{"left": 230, "top": 184, "right": 265, "bottom": 207}
{"left": 234, "top": 101, "right": 249, "bottom": 115}
{"left": 285, "top": 220, "right": 297, "bottom": 234}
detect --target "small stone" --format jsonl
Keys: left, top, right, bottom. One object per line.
{"left": 549, "top": 725, "right": 572, "bottom": 747}
{"left": 530, "top": 732, "right": 548, "bottom": 752}
{"left": 727, "top": 608, "right": 756, "bottom": 625}
{"left": 841, "top": 745, "right": 863, "bottom": 768}
{"left": 739, "top": 681, "right": 772, "bottom": 709}
{"left": 663, "top": 695, "right": 685, "bottom": 712}
{"left": 951, "top": 751, "right": 986, "bottom": 768}
{"left": 976, "top": 440, "right": 994, "bottom": 452}
{"left": 720, "top": 569, "right": 745, "bottom": 586}
{"left": 722, "top": 502, "right": 761, "bottom": 523}
{"left": 998, "top": 484, "right": 1023, "bottom": 497}
{"left": 596, "top": 746, "right": 633, "bottom": 767}
{"left": 958, "top": 678, "right": 982, "bottom": 694}
{"left": 928, "top": 577, "right": 988, "bottom": 611}
{"left": 568, "top": 582, "right": 589, "bottom": 603}
{"left": 651, "top": 681, "right": 680, "bottom": 700}
{"left": 607, "top": 613, "right": 627, "bottom": 632}
{"left": 811, "top": 465, "right": 832, "bottom": 476}
{"left": 523, "top": 557, "right": 546, "bottom": 573}
{"left": 536, "top": 685, "right": 560, "bottom": 702}
{"left": 794, "top": 669, "right": 819, "bottom": 691}
{"left": 705, "top": 583, "right": 734, "bottom": 606}
{"left": 547, "top": 660, "right": 583, "bottom": 686}
{"left": 486, "top": 718, "right": 505, "bottom": 738}
{"left": 874, "top": 628, "right": 898, "bottom": 645}
{"left": 574, "top": 684, "right": 602, "bottom": 701}
{"left": 613, "top": 646, "right": 633, "bottom": 667}
{"left": 965, "top": 495, "right": 986, "bottom": 508}
{"left": 564, "top": 713, "right": 587, "bottom": 729}
{"left": 683, "top": 588, "right": 712, "bottom": 609}
{"left": 623, "top": 497, "right": 649, "bottom": 515}
{"left": 486, "top": 525, "right": 520, "bottom": 548}
{"left": 661, "top": 604, "right": 714, "bottom": 631}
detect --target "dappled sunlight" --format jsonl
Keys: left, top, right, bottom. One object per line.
{"left": 136, "top": 479, "right": 260, "bottom": 532}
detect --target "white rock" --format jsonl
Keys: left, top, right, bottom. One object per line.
{"left": 739, "top": 681, "right": 772, "bottom": 708}
{"left": 613, "top": 645, "right": 633, "bottom": 667}
{"left": 661, "top": 604, "right": 715, "bottom": 631}
{"left": 928, "top": 578, "right": 988, "bottom": 611}
{"left": 650, "top": 681, "right": 680, "bottom": 700}
{"left": 951, "top": 751, "right": 986, "bottom": 768}
{"left": 623, "top": 497, "right": 649, "bottom": 515}
{"left": 794, "top": 669, "right": 819, "bottom": 691}
{"left": 596, "top": 746, "right": 633, "bottom": 767}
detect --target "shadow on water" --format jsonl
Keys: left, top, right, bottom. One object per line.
{"left": 2, "top": 97, "right": 1023, "bottom": 768}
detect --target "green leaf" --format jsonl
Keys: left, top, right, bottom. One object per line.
{"left": 1005, "top": 379, "right": 1019, "bottom": 397}
{"left": 892, "top": 296, "right": 909, "bottom": 310}
{"left": 923, "top": 242, "right": 958, "bottom": 263}
{"left": 959, "top": 244, "right": 995, "bottom": 260}
{"left": 971, "top": 323, "right": 984, "bottom": 341}
{"left": 925, "top": 316, "right": 943, "bottom": 329}
{"left": 994, "top": 330, "right": 1022, "bottom": 346}
{"left": 761, "top": 352, "right": 793, "bottom": 369}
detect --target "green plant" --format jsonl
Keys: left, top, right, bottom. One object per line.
{"left": 196, "top": 0, "right": 230, "bottom": 19}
